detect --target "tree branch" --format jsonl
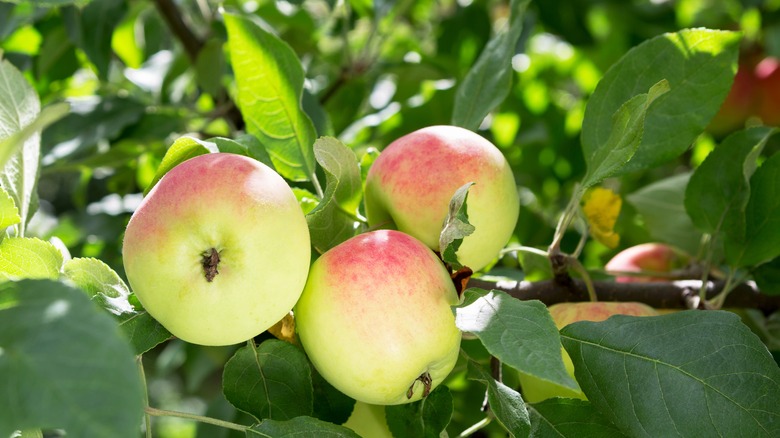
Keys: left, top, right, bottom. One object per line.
{"left": 467, "top": 278, "right": 780, "bottom": 315}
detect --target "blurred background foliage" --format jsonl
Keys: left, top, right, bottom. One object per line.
{"left": 3, "top": 0, "right": 780, "bottom": 435}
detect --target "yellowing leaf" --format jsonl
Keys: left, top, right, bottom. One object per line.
{"left": 582, "top": 187, "right": 622, "bottom": 249}
{"left": 0, "top": 186, "right": 20, "bottom": 230}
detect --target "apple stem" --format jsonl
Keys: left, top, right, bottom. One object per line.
{"left": 201, "top": 248, "right": 220, "bottom": 282}
{"left": 406, "top": 371, "right": 433, "bottom": 399}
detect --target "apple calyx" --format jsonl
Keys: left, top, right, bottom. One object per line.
{"left": 201, "top": 248, "right": 221, "bottom": 282}
{"left": 406, "top": 371, "right": 433, "bottom": 399}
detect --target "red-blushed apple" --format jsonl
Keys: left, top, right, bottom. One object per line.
{"left": 605, "top": 243, "right": 688, "bottom": 283}
{"left": 342, "top": 402, "right": 392, "bottom": 438}
{"left": 755, "top": 56, "right": 780, "bottom": 126}
{"left": 708, "top": 60, "right": 757, "bottom": 136}
{"left": 518, "top": 301, "right": 658, "bottom": 402}
{"left": 364, "top": 125, "right": 519, "bottom": 272}
{"left": 122, "top": 153, "right": 311, "bottom": 346}
{"left": 294, "top": 230, "right": 462, "bottom": 405}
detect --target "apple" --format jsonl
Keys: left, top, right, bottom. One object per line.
{"left": 364, "top": 125, "right": 519, "bottom": 272}
{"left": 342, "top": 402, "right": 392, "bottom": 438}
{"left": 708, "top": 60, "right": 757, "bottom": 136}
{"left": 605, "top": 243, "right": 688, "bottom": 283}
{"left": 294, "top": 230, "right": 462, "bottom": 405}
{"left": 518, "top": 301, "right": 658, "bottom": 403}
{"left": 122, "top": 153, "right": 311, "bottom": 346}
{"left": 754, "top": 56, "right": 780, "bottom": 126}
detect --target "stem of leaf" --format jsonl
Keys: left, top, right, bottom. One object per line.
{"left": 570, "top": 257, "right": 598, "bottom": 302}
{"left": 697, "top": 233, "right": 715, "bottom": 303}
{"left": 457, "top": 417, "right": 492, "bottom": 438}
{"left": 549, "top": 186, "right": 583, "bottom": 255}
{"left": 312, "top": 173, "right": 325, "bottom": 199}
{"left": 144, "top": 407, "right": 248, "bottom": 432}
{"left": 137, "top": 356, "right": 152, "bottom": 438}
{"left": 499, "top": 245, "right": 549, "bottom": 258}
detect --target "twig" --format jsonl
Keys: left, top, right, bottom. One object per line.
{"left": 153, "top": 0, "right": 204, "bottom": 62}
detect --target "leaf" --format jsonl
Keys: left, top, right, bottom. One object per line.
{"left": 528, "top": 399, "right": 627, "bottom": 438}
{"left": 66, "top": 0, "right": 127, "bottom": 80}
{"left": 455, "top": 288, "right": 578, "bottom": 391}
{"left": 246, "top": 416, "right": 360, "bottom": 437}
{"left": 685, "top": 127, "right": 775, "bottom": 236}
{"left": 753, "top": 257, "right": 780, "bottom": 296}
{"left": 0, "top": 237, "right": 63, "bottom": 280}
{"left": 725, "top": 152, "right": 780, "bottom": 267}
{"left": 224, "top": 12, "right": 317, "bottom": 182}
{"left": 144, "top": 136, "right": 214, "bottom": 195}
{"left": 312, "top": 370, "right": 355, "bottom": 425}
{"left": 451, "top": 0, "right": 531, "bottom": 130}
{"left": 223, "top": 339, "right": 314, "bottom": 421}
{"left": 62, "top": 257, "right": 134, "bottom": 315}
{"left": 117, "top": 311, "right": 172, "bottom": 355}
{"left": 196, "top": 38, "right": 226, "bottom": 96}
{"left": 582, "top": 29, "right": 741, "bottom": 176}
{"left": 0, "top": 279, "right": 144, "bottom": 438}
{"left": 0, "top": 186, "right": 20, "bottom": 230}
{"left": 467, "top": 358, "right": 530, "bottom": 437}
{"left": 439, "top": 182, "right": 476, "bottom": 269}
{"left": 560, "top": 311, "right": 780, "bottom": 437}
{"left": 1, "top": 102, "right": 69, "bottom": 170}
{"left": 627, "top": 172, "right": 702, "bottom": 256}
{"left": 385, "top": 385, "right": 453, "bottom": 438}
{"left": 306, "top": 137, "right": 362, "bottom": 254}
{"left": 581, "top": 79, "right": 670, "bottom": 188}
{"left": 581, "top": 187, "right": 621, "bottom": 249}
{"left": 210, "top": 134, "right": 276, "bottom": 171}
{"left": 5, "top": 0, "right": 92, "bottom": 6}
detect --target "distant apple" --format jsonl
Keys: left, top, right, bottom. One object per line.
{"left": 364, "top": 125, "right": 519, "bottom": 272}
{"left": 755, "top": 56, "right": 780, "bottom": 126}
{"left": 295, "top": 230, "right": 462, "bottom": 405}
{"left": 518, "top": 301, "right": 658, "bottom": 402}
{"left": 708, "top": 60, "right": 757, "bottom": 136}
{"left": 605, "top": 243, "right": 688, "bottom": 283}
{"left": 122, "top": 153, "right": 311, "bottom": 346}
{"left": 342, "top": 402, "right": 392, "bottom": 438}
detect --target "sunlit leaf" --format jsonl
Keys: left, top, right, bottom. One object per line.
{"left": 0, "top": 237, "right": 63, "bottom": 280}
{"left": 439, "top": 182, "right": 476, "bottom": 270}
{"left": 581, "top": 187, "right": 621, "bottom": 249}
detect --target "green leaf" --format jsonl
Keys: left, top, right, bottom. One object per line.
{"left": 685, "top": 127, "right": 775, "bottom": 236}
{"left": 451, "top": 0, "right": 530, "bottom": 130}
{"left": 66, "top": 0, "right": 127, "bottom": 80}
{"left": 144, "top": 136, "right": 214, "bottom": 195}
{"left": 117, "top": 311, "right": 172, "bottom": 355}
{"left": 224, "top": 12, "right": 317, "bottom": 182}
{"left": 0, "top": 186, "right": 20, "bottom": 231}
{"left": 210, "top": 134, "right": 276, "bottom": 171}
{"left": 582, "top": 29, "right": 741, "bottom": 176}
{"left": 1, "top": 102, "right": 69, "bottom": 170}
{"left": 6, "top": 0, "right": 92, "bottom": 6}
{"left": 753, "top": 257, "right": 780, "bottom": 296}
{"left": 0, "top": 237, "right": 63, "bottom": 280}
{"left": 439, "top": 182, "right": 476, "bottom": 270}
{"left": 62, "top": 257, "right": 134, "bottom": 315}
{"left": 223, "top": 339, "right": 314, "bottom": 421}
{"left": 528, "top": 399, "right": 627, "bottom": 438}
{"left": 560, "top": 311, "right": 780, "bottom": 437}
{"left": 196, "top": 38, "right": 226, "bottom": 96}
{"left": 306, "top": 137, "right": 362, "bottom": 254}
{"left": 467, "top": 358, "right": 530, "bottom": 437}
{"left": 627, "top": 172, "right": 702, "bottom": 256}
{"left": 246, "top": 416, "right": 360, "bottom": 437}
{"left": 0, "top": 280, "right": 144, "bottom": 438}
{"left": 385, "top": 385, "right": 453, "bottom": 438}
{"left": 581, "top": 79, "right": 670, "bottom": 188}
{"left": 312, "top": 370, "right": 355, "bottom": 425}
{"left": 294, "top": 187, "right": 319, "bottom": 215}
{"left": 725, "top": 152, "right": 780, "bottom": 267}
{"left": 455, "top": 288, "right": 578, "bottom": 391}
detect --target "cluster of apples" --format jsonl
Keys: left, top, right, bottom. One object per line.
{"left": 121, "top": 126, "right": 520, "bottom": 410}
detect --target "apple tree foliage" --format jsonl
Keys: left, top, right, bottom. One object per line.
{"left": 1, "top": 0, "right": 780, "bottom": 437}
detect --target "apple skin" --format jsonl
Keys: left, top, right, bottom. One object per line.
{"left": 708, "top": 61, "right": 757, "bottom": 136}
{"left": 518, "top": 302, "right": 658, "bottom": 403}
{"left": 342, "top": 402, "right": 392, "bottom": 438}
{"left": 122, "top": 153, "right": 311, "bottom": 346}
{"left": 364, "top": 125, "right": 519, "bottom": 272}
{"left": 755, "top": 57, "right": 780, "bottom": 126}
{"left": 605, "top": 243, "right": 688, "bottom": 283}
{"left": 294, "top": 230, "right": 462, "bottom": 405}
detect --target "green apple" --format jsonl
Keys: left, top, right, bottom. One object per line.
{"left": 342, "top": 402, "right": 392, "bottom": 438}
{"left": 295, "top": 230, "right": 462, "bottom": 405}
{"left": 605, "top": 243, "right": 688, "bottom": 283}
{"left": 518, "top": 302, "right": 658, "bottom": 402}
{"left": 122, "top": 153, "right": 310, "bottom": 346}
{"left": 364, "top": 125, "right": 519, "bottom": 272}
